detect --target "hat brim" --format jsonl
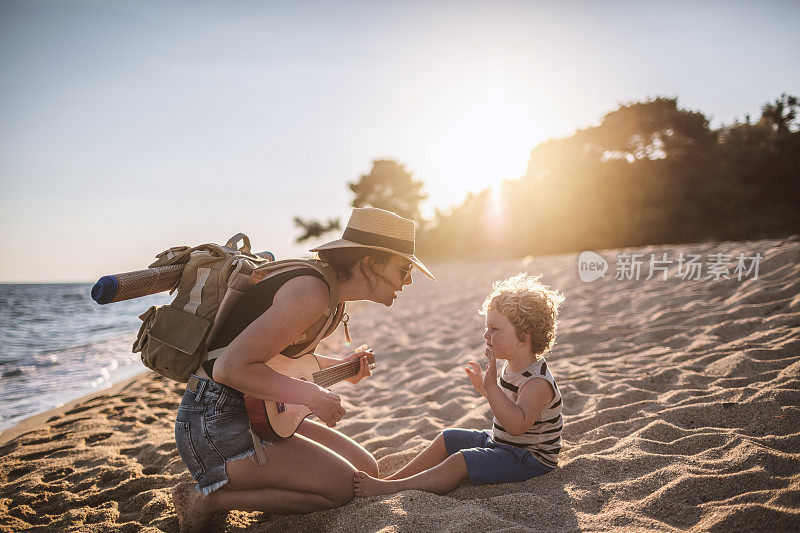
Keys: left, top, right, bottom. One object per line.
{"left": 309, "top": 239, "right": 436, "bottom": 281}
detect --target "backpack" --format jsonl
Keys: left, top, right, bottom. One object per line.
{"left": 132, "top": 233, "right": 346, "bottom": 382}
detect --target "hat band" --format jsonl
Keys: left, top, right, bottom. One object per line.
{"left": 342, "top": 227, "right": 414, "bottom": 254}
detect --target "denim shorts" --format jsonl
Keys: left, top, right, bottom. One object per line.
{"left": 175, "top": 374, "right": 270, "bottom": 495}
{"left": 443, "top": 428, "right": 554, "bottom": 484}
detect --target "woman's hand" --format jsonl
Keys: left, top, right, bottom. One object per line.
{"left": 341, "top": 345, "right": 375, "bottom": 385}
{"left": 306, "top": 385, "right": 346, "bottom": 428}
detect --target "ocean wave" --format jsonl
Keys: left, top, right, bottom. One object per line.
{"left": 0, "top": 284, "right": 169, "bottom": 430}
{"left": 1, "top": 365, "right": 36, "bottom": 378}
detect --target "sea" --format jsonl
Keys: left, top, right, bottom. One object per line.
{"left": 0, "top": 283, "right": 171, "bottom": 434}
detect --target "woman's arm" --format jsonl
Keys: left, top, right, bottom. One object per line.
{"left": 212, "top": 275, "right": 332, "bottom": 405}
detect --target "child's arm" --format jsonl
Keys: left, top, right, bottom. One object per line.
{"left": 483, "top": 353, "right": 555, "bottom": 436}
{"left": 488, "top": 379, "right": 554, "bottom": 436}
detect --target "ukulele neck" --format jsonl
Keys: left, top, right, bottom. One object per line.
{"left": 312, "top": 359, "right": 360, "bottom": 388}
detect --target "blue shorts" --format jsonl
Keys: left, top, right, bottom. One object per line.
{"left": 175, "top": 375, "right": 270, "bottom": 495}
{"left": 443, "top": 428, "right": 554, "bottom": 485}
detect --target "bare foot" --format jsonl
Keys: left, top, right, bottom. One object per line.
{"left": 353, "top": 470, "right": 398, "bottom": 497}
{"left": 172, "top": 482, "right": 212, "bottom": 532}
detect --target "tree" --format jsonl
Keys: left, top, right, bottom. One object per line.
{"left": 720, "top": 93, "right": 800, "bottom": 212}
{"left": 423, "top": 93, "right": 800, "bottom": 259}
{"left": 760, "top": 93, "right": 799, "bottom": 134}
{"left": 294, "top": 158, "right": 427, "bottom": 244}
{"left": 348, "top": 159, "right": 427, "bottom": 222}
{"left": 582, "top": 97, "right": 716, "bottom": 161}
{"left": 294, "top": 217, "right": 341, "bottom": 244}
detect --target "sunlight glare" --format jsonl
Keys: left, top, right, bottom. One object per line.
{"left": 486, "top": 182, "right": 505, "bottom": 228}
{"left": 478, "top": 182, "right": 507, "bottom": 252}
{"left": 426, "top": 86, "right": 540, "bottom": 212}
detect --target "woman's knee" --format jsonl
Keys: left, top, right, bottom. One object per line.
{"left": 352, "top": 450, "right": 379, "bottom": 477}
{"left": 300, "top": 420, "right": 378, "bottom": 476}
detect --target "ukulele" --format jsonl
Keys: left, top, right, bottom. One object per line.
{"left": 244, "top": 350, "right": 375, "bottom": 442}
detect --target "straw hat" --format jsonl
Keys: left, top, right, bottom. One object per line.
{"left": 310, "top": 207, "right": 436, "bottom": 280}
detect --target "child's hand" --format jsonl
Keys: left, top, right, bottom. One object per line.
{"left": 483, "top": 349, "right": 498, "bottom": 391}
{"left": 465, "top": 361, "right": 486, "bottom": 397}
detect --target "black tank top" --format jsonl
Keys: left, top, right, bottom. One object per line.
{"left": 201, "top": 268, "right": 326, "bottom": 378}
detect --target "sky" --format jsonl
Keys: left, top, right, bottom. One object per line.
{"left": 1, "top": 0, "right": 798, "bottom": 282}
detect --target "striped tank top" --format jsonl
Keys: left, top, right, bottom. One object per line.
{"left": 491, "top": 357, "right": 563, "bottom": 468}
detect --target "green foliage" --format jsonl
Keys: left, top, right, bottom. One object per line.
{"left": 760, "top": 93, "right": 799, "bottom": 134}
{"left": 294, "top": 217, "right": 341, "bottom": 244}
{"left": 348, "top": 159, "right": 427, "bottom": 223}
{"left": 419, "top": 94, "right": 800, "bottom": 259}
{"left": 294, "top": 159, "right": 427, "bottom": 245}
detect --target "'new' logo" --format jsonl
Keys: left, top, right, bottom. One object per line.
{"left": 578, "top": 251, "right": 608, "bottom": 282}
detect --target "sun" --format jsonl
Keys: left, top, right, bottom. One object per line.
{"left": 424, "top": 86, "right": 542, "bottom": 213}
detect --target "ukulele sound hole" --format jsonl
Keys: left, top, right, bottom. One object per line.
{"left": 277, "top": 402, "right": 286, "bottom": 413}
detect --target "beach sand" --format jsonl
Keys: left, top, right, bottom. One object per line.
{"left": 1, "top": 236, "right": 798, "bottom": 532}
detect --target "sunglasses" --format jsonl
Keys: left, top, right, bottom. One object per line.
{"left": 379, "top": 260, "right": 413, "bottom": 282}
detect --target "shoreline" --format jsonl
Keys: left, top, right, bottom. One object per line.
{"left": 0, "top": 370, "right": 150, "bottom": 446}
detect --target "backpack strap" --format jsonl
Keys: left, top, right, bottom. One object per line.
{"left": 296, "top": 260, "right": 345, "bottom": 354}
{"left": 207, "top": 259, "right": 346, "bottom": 360}
{"left": 225, "top": 233, "right": 251, "bottom": 254}
{"left": 257, "top": 259, "right": 345, "bottom": 356}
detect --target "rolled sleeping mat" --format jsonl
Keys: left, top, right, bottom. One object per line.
{"left": 91, "top": 264, "right": 185, "bottom": 304}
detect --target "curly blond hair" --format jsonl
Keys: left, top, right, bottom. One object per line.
{"left": 479, "top": 273, "right": 565, "bottom": 356}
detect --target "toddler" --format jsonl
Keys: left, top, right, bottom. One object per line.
{"left": 354, "top": 273, "right": 565, "bottom": 496}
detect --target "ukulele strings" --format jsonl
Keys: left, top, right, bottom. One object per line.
{"left": 317, "top": 365, "right": 356, "bottom": 387}
{"left": 314, "top": 360, "right": 359, "bottom": 387}
{"left": 317, "top": 362, "right": 356, "bottom": 382}
{"left": 319, "top": 363, "right": 359, "bottom": 386}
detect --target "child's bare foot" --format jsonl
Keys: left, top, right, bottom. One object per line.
{"left": 172, "top": 482, "right": 212, "bottom": 532}
{"left": 354, "top": 470, "right": 398, "bottom": 497}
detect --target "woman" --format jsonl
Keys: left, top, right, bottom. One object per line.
{"left": 172, "top": 207, "right": 435, "bottom": 531}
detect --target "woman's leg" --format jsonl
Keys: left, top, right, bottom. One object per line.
{"left": 173, "top": 483, "right": 335, "bottom": 532}
{"left": 222, "top": 432, "right": 357, "bottom": 502}
{"left": 295, "top": 418, "right": 379, "bottom": 476}
{"left": 354, "top": 452, "right": 468, "bottom": 497}
{"left": 173, "top": 432, "right": 357, "bottom": 531}
{"left": 385, "top": 431, "right": 448, "bottom": 480}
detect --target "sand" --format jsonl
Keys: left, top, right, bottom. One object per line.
{"left": 1, "top": 236, "right": 799, "bottom": 532}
